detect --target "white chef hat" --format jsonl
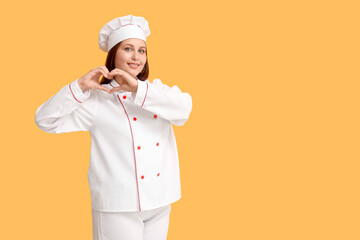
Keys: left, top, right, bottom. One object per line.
{"left": 98, "top": 15, "right": 150, "bottom": 52}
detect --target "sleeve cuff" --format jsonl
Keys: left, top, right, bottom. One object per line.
{"left": 133, "top": 80, "right": 148, "bottom": 107}
{"left": 69, "top": 79, "right": 90, "bottom": 103}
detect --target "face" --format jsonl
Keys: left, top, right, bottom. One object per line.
{"left": 114, "top": 38, "right": 147, "bottom": 78}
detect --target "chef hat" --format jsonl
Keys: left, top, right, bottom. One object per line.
{"left": 98, "top": 15, "right": 150, "bottom": 52}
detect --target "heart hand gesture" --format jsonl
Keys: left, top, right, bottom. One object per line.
{"left": 108, "top": 68, "right": 139, "bottom": 94}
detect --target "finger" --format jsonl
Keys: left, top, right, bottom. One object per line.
{"left": 108, "top": 68, "right": 118, "bottom": 77}
{"left": 90, "top": 67, "right": 104, "bottom": 79}
{"left": 102, "top": 65, "right": 110, "bottom": 74}
{"left": 100, "top": 66, "right": 110, "bottom": 78}
{"left": 109, "top": 68, "right": 124, "bottom": 76}
{"left": 97, "top": 68, "right": 108, "bottom": 79}
{"left": 107, "top": 70, "right": 115, "bottom": 79}
{"left": 115, "top": 68, "right": 133, "bottom": 80}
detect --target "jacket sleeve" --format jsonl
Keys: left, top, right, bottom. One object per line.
{"left": 35, "top": 79, "right": 98, "bottom": 133}
{"left": 132, "top": 79, "right": 192, "bottom": 126}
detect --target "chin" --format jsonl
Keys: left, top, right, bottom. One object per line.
{"left": 132, "top": 70, "right": 142, "bottom": 77}
{"left": 130, "top": 71, "right": 140, "bottom": 78}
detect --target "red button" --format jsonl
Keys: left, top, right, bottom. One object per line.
{"left": 157, "top": 173, "right": 160, "bottom": 177}
{"left": 123, "top": 95, "right": 127, "bottom": 99}
{"left": 137, "top": 146, "right": 141, "bottom": 150}
{"left": 133, "top": 117, "right": 137, "bottom": 121}
{"left": 141, "top": 175, "right": 144, "bottom": 179}
{"left": 156, "top": 143, "right": 159, "bottom": 146}
{"left": 154, "top": 114, "right": 157, "bottom": 118}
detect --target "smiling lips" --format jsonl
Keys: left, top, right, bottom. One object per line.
{"left": 128, "top": 63, "right": 140, "bottom": 69}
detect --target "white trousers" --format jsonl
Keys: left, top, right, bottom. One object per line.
{"left": 92, "top": 205, "right": 171, "bottom": 240}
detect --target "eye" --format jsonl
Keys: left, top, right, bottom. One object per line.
{"left": 125, "top": 47, "right": 132, "bottom": 51}
{"left": 139, "top": 49, "right": 146, "bottom": 54}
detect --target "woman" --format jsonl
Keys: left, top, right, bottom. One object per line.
{"left": 35, "top": 15, "right": 192, "bottom": 240}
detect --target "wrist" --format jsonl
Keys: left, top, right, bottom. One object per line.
{"left": 133, "top": 80, "right": 139, "bottom": 92}
{"left": 78, "top": 78, "right": 87, "bottom": 92}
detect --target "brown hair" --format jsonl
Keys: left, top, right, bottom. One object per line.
{"left": 99, "top": 41, "right": 149, "bottom": 84}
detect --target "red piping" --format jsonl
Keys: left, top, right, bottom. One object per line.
{"left": 141, "top": 83, "right": 148, "bottom": 107}
{"left": 69, "top": 84, "right": 82, "bottom": 103}
{"left": 116, "top": 94, "right": 142, "bottom": 212}
{"left": 121, "top": 23, "right": 142, "bottom": 29}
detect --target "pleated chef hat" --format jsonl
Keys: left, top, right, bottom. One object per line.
{"left": 98, "top": 15, "right": 150, "bottom": 52}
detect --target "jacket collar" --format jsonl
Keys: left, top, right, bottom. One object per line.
{"left": 109, "top": 79, "right": 126, "bottom": 94}
{"left": 109, "top": 79, "right": 119, "bottom": 88}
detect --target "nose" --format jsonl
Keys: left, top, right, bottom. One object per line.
{"left": 131, "top": 51, "right": 139, "bottom": 61}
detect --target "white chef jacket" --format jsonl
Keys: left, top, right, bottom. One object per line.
{"left": 35, "top": 78, "right": 192, "bottom": 212}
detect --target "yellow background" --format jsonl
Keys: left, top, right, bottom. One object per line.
{"left": 1, "top": 0, "right": 359, "bottom": 239}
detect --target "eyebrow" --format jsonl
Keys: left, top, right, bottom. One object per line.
{"left": 123, "top": 44, "right": 146, "bottom": 48}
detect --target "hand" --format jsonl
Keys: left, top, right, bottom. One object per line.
{"left": 108, "top": 68, "right": 139, "bottom": 94}
{"left": 78, "top": 66, "right": 111, "bottom": 94}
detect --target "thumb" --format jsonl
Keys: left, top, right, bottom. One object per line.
{"left": 110, "top": 86, "right": 122, "bottom": 94}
